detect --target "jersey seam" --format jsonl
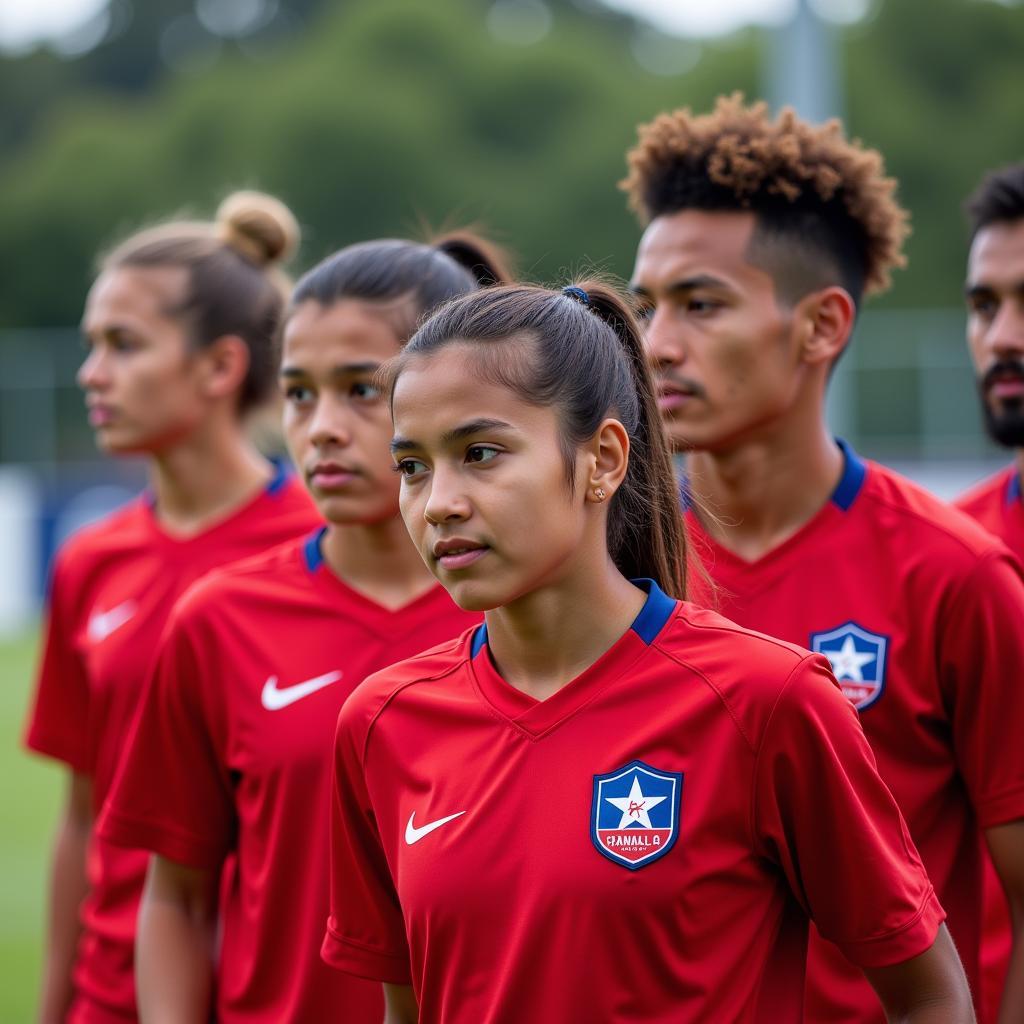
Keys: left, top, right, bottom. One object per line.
{"left": 359, "top": 639, "right": 469, "bottom": 766}
{"left": 858, "top": 485, "right": 1000, "bottom": 560}
{"left": 101, "top": 805, "right": 229, "bottom": 863}
{"left": 974, "top": 780, "right": 1024, "bottom": 826}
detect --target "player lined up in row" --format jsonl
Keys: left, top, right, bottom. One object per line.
{"left": 24, "top": 95, "right": 1024, "bottom": 1024}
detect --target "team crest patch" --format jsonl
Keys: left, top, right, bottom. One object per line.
{"left": 591, "top": 760, "right": 682, "bottom": 870}
{"left": 811, "top": 621, "right": 889, "bottom": 711}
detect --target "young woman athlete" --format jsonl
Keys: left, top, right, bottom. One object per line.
{"left": 97, "top": 235, "right": 509, "bottom": 1023}
{"left": 322, "top": 281, "right": 974, "bottom": 1023}
{"left": 24, "top": 193, "right": 321, "bottom": 1023}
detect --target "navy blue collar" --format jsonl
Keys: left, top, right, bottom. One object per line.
{"left": 470, "top": 578, "right": 675, "bottom": 658}
{"left": 1008, "top": 471, "right": 1022, "bottom": 506}
{"left": 677, "top": 438, "right": 866, "bottom": 513}
{"left": 830, "top": 438, "right": 867, "bottom": 511}
{"left": 303, "top": 526, "right": 328, "bottom": 572}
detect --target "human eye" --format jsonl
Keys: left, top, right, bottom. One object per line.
{"left": 351, "top": 380, "right": 382, "bottom": 401}
{"left": 394, "top": 458, "right": 429, "bottom": 478}
{"left": 465, "top": 445, "right": 501, "bottom": 465}
{"left": 968, "top": 294, "right": 997, "bottom": 319}
{"left": 283, "top": 384, "right": 315, "bottom": 405}
{"left": 687, "top": 295, "right": 721, "bottom": 315}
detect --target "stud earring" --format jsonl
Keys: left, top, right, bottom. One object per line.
{"left": 594, "top": 487, "right": 607, "bottom": 501}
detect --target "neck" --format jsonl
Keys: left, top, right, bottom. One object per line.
{"left": 320, "top": 515, "right": 438, "bottom": 611}
{"left": 149, "top": 418, "right": 271, "bottom": 536}
{"left": 483, "top": 549, "right": 646, "bottom": 701}
{"left": 1016, "top": 449, "right": 1024, "bottom": 483}
{"left": 686, "top": 413, "right": 844, "bottom": 562}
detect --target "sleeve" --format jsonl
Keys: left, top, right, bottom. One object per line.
{"left": 97, "top": 600, "right": 235, "bottom": 868}
{"left": 23, "top": 550, "right": 92, "bottom": 772}
{"left": 753, "top": 656, "right": 945, "bottom": 969}
{"left": 321, "top": 697, "right": 411, "bottom": 984}
{"left": 939, "top": 549, "right": 1024, "bottom": 829}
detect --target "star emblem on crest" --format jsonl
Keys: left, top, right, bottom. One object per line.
{"left": 604, "top": 774, "right": 667, "bottom": 829}
{"left": 821, "top": 634, "right": 876, "bottom": 682}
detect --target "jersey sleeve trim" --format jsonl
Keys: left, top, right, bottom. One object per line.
{"left": 830, "top": 886, "right": 945, "bottom": 969}
{"left": 98, "top": 806, "right": 228, "bottom": 869}
{"left": 23, "top": 728, "right": 91, "bottom": 773}
{"left": 975, "top": 781, "right": 1024, "bottom": 829}
{"left": 321, "top": 918, "right": 413, "bottom": 984}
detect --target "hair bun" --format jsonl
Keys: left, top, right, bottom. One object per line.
{"left": 216, "top": 190, "right": 299, "bottom": 268}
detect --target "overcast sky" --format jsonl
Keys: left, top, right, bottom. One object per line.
{"left": 0, "top": 0, "right": 805, "bottom": 51}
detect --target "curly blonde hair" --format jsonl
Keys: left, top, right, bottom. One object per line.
{"left": 621, "top": 94, "right": 909, "bottom": 299}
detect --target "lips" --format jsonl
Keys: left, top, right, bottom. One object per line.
{"left": 432, "top": 538, "right": 490, "bottom": 571}
{"left": 308, "top": 462, "right": 359, "bottom": 489}
{"left": 983, "top": 361, "right": 1024, "bottom": 402}
{"left": 87, "top": 404, "right": 116, "bottom": 427}
{"left": 656, "top": 380, "right": 699, "bottom": 412}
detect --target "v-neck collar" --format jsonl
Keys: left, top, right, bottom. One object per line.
{"left": 302, "top": 526, "right": 453, "bottom": 631}
{"left": 467, "top": 579, "right": 678, "bottom": 739}
{"left": 687, "top": 439, "right": 869, "bottom": 577}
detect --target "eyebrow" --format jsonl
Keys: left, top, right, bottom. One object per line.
{"left": 965, "top": 282, "right": 1024, "bottom": 299}
{"left": 390, "top": 418, "right": 515, "bottom": 454}
{"left": 280, "top": 361, "right": 382, "bottom": 378}
{"left": 629, "top": 274, "right": 730, "bottom": 299}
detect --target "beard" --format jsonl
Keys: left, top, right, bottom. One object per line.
{"left": 979, "top": 358, "right": 1024, "bottom": 448}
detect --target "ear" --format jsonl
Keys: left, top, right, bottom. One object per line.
{"left": 793, "top": 286, "right": 856, "bottom": 367}
{"left": 583, "top": 418, "right": 631, "bottom": 504}
{"left": 196, "top": 335, "right": 252, "bottom": 402}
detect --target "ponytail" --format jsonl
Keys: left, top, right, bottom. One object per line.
{"left": 433, "top": 231, "right": 514, "bottom": 288}
{"left": 394, "top": 279, "right": 689, "bottom": 599}
{"left": 567, "top": 280, "right": 687, "bottom": 598}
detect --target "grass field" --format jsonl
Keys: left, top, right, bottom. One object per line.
{"left": 1, "top": 627, "right": 61, "bottom": 1023}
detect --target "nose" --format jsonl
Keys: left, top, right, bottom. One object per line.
{"left": 77, "top": 344, "right": 109, "bottom": 392}
{"left": 307, "top": 394, "right": 353, "bottom": 449}
{"left": 986, "top": 300, "right": 1024, "bottom": 360}
{"left": 422, "top": 463, "right": 470, "bottom": 526}
{"left": 643, "top": 306, "right": 687, "bottom": 373}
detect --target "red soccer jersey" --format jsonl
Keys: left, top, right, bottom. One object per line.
{"left": 24, "top": 469, "right": 319, "bottom": 1023}
{"left": 686, "top": 441, "right": 1024, "bottom": 1023}
{"left": 99, "top": 528, "right": 479, "bottom": 1024}
{"left": 955, "top": 465, "right": 1024, "bottom": 1024}
{"left": 322, "top": 580, "right": 944, "bottom": 1023}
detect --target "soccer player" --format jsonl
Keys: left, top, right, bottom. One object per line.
{"left": 321, "top": 280, "right": 974, "bottom": 1022}
{"left": 97, "top": 235, "right": 507, "bottom": 1023}
{"left": 955, "top": 161, "right": 1024, "bottom": 1024}
{"left": 24, "top": 193, "right": 321, "bottom": 1024}
{"left": 624, "top": 94, "right": 1024, "bottom": 1023}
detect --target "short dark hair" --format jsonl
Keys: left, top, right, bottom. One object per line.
{"left": 965, "top": 162, "right": 1024, "bottom": 239}
{"left": 621, "top": 94, "right": 909, "bottom": 307}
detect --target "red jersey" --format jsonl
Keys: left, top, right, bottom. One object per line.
{"left": 24, "top": 470, "right": 319, "bottom": 1023}
{"left": 955, "top": 465, "right": 1024, "bottom": 1024}
{"left": 322, "top": 580, "right": 943, "bottom": 1023}
{"left": 99, "top": 528, "right": 478, "bottom": 1023}
{"left": 686, "top": 441, "right": 1024, "bottom": 1024}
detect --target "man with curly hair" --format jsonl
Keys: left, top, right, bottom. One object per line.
{"left": 623, "top": 94, "right": 1024, "bottom": 1023}
{"left": 955, "top": 161, "right": 1024, "bottom": 1024}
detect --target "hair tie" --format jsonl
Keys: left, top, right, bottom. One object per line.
{"left": 562, "top": 285, "right": 590, "bottom": 306}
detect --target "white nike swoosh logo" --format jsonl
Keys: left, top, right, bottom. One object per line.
{"left": 405, "top": 810, "right": 466, "bottom": 845}
{"left": 261, "top": 670, "right": 343, "bottom": 711}
{"left": 87, "top": 600, "right": 137, "bottom": 643}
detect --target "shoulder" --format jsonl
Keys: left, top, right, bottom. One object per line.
{"left": 654, "top": 604, "right": 835, "bottom": 751}
{"left": 954, "top": 466, "right": 1014, "bottom": 517}
{"left": 859, "top": 460, "right": 1006, "bottom": 563}
{"left": 49, "top": 498, "right": 150, "bottom": 583}
{"left": 337, "top": 629, "right": 476, "bottom": 745}
{"left": 172, "top": 536, "right": 307, "bottom": 624}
